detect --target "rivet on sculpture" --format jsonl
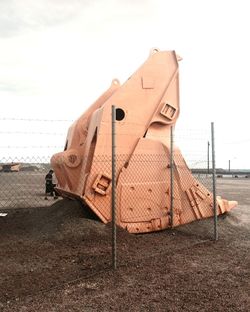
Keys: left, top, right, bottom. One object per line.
{"left": 51, "top": 49, "right": 237, "bottom": 233}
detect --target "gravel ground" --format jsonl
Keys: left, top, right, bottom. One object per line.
{"left": 0, "top": 178, "right": 249, "bottom": 311}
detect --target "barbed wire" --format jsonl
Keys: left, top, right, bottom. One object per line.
{"left": 0, "top": 117, "right": 73, "bottom": 122}
{"left": 1, "top": 131, "right": 248, "bottom": 145}
{"left": 0, "top": 131, "right": 65, "bottom": 136}
{"left": 0, "top": 146, "right": 64, "bottom": 149}
{"left": 217, "top": 139, "right": 250, "bottom": 144}
{"left": 1, "top": 118, "right": 248, "bottom": 144}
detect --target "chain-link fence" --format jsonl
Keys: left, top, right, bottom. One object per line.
{"left": 172, "top": 125, "right": 217, "bottom": 241}
{"left": 109, "top": 107, "right": 217, "bottom": 268}
{"left": 0, "top": 118, "right": 69, "bottom": 209}
{"left": 0, "top": 115, "right": 219, "bottom": 270}
{"left": 0, "top": 157, "right": 57, "bottom": 209}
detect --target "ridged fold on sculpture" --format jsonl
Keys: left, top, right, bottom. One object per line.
{"left": 51, "top": 49, "right": 237, "bottom": 233}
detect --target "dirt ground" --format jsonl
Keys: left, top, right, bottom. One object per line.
{"left": 0, "top": 178, "right": 249, "bottom": 311}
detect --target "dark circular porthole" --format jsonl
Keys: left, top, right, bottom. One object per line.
{"left": 116, "top": 108, "right": 125, "bottom": 121}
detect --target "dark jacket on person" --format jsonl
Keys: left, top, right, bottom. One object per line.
{"left": 45, "top": 172, "right": 53, "bottom": 193}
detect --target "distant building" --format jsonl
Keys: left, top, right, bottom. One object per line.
{"left": 1, "top": 163, "right": 21, "bottom": 172}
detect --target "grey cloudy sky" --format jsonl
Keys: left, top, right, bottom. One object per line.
{"left": 0, "top": 0, "right": 250, "bottom": 168}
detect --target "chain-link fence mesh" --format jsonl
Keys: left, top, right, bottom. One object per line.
{"left": 86, "top": 151, "right": 214, "bottom": 266}
{"left": 0, "top": 118, "right": 219, "bottom": 269}
{"left": 0, "top": 156, "right": 59, "bottom": 209}
{"left": 0, "top": 118, "right": 69, "bottom": 209}
{"left": 173, "top": 127, "right": 215, "bottom": 240}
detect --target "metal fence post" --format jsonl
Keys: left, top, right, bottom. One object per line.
{"left": 170, "top": 126, "right": 174, "bottom": 228}
{"left": 211, "top": 122, "right": 218, "bottom": 241}
{"left": 111, "top": 105, "right": 117, "bottom": 269}
{"left": 207, "top": 141, "right": 210, "bottom": 175}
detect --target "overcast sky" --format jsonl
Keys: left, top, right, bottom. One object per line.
{"left": 0, "top": 0, "right": 250, "bottom": 168}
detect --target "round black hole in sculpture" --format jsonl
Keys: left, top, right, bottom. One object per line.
{"left": 116, "top": 108, "right": 125, "bottom": 121}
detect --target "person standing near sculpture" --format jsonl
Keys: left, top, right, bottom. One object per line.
{"left": 44, "top": 169, "right": 57, "bottom": 200}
